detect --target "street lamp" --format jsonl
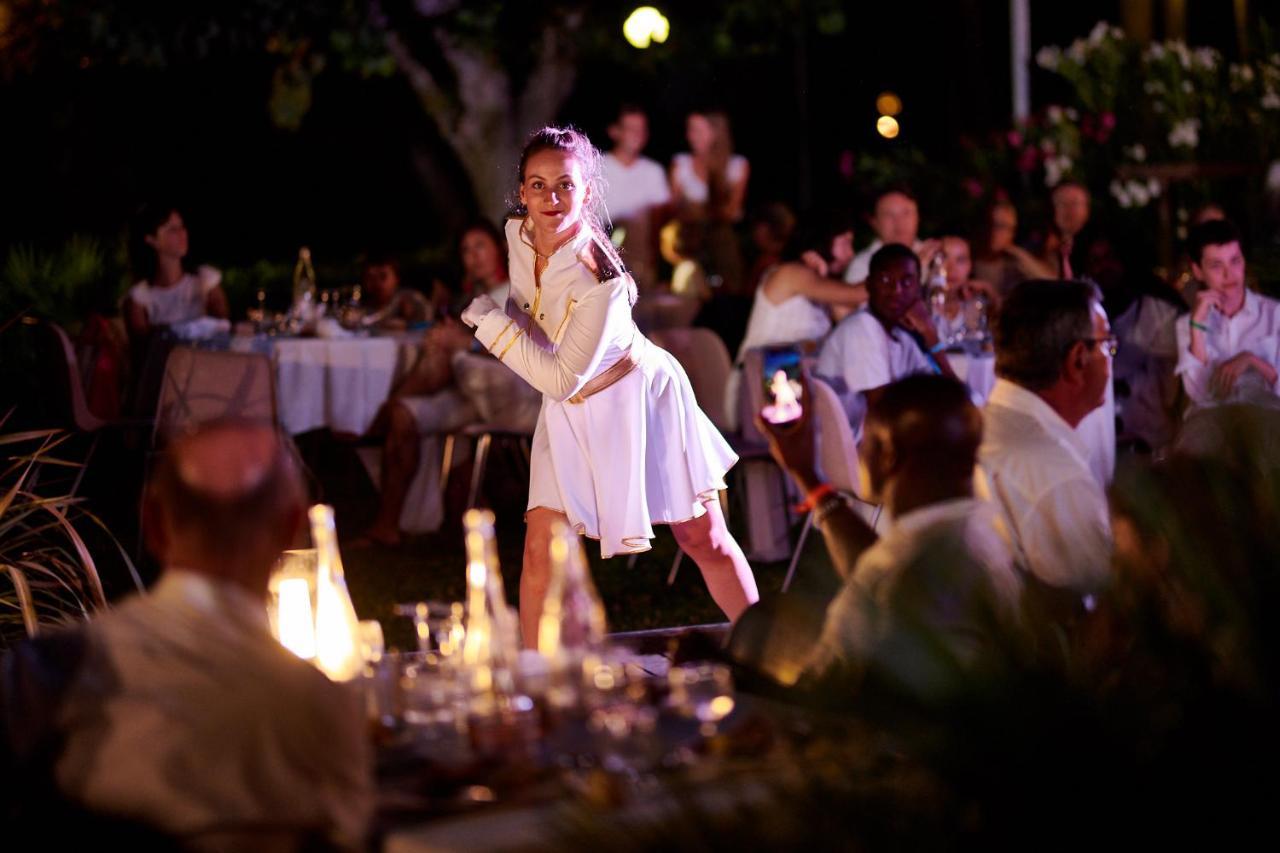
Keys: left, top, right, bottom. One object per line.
{"left": 624, "top": 6, "right": 670, "bottom": 49}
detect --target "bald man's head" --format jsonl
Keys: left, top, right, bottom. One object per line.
{"left": 859, "top": 375, "right": 982, "bottom": 504}
{"left": 145, "top": 420, "right": 306, "bottom": 593}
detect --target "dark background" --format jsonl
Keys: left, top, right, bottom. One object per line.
{"left": 0, "top": 1, "right": 1268, "bottom": 269}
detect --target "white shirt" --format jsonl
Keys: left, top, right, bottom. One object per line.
{"left": 1114, "top": 295, "right": 1181, "bottom": 448}
{"left": 602, "top": 153, "right": 671, "bottom": 222}
{"left": 671, "top": 153, "right": 748, "bottom": 206}
{"left": 1175, "top": 288, "right": 1280, "bottom": 408}
{"left": 126, "top": 265, "right": 221, "bottom": 326}
{"left": 977, "top": 379, "right": 1112, "bottom": 593}
{"left": 815, "top": 308, "right": 937, "bottom": 438}
{"left": 806, "top": 498, "right": 1022, "bottom": 676}
{"left": 55, "top": 571, "right": 372, "bottom": 848}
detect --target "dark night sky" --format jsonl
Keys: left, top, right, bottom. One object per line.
{"left": 0, "top": 1, "right": 1265, "bottom": 269}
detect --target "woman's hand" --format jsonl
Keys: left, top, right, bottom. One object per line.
{"left": 461, "top": 294, "right": 500, "bottom": 328}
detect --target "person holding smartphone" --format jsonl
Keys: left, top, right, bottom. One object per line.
{"left": 1176, "top": 219, "right": 1280, "bottom": 409}
{"left": 815, "top": 243, "right": 956, "bottom": 440}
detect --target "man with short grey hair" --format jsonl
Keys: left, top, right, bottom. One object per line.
{"left": 978, "top": 280, "right": 1115, "bottom": 595}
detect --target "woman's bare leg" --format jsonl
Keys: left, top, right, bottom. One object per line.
{"left": 670, "top": 497, "right": 758, "bottom": 622}
{"left": 521, "top": 507, "right": 571, "bottom": 647}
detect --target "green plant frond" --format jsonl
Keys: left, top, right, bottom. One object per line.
{"left": 3, "top": 565, "right": 39, "bottom": 637}
{"left": 37, "top": 502, "right": 106, "bottom": 608}
{"left": 13, "top": 560, "right": 93, "bottom": 609}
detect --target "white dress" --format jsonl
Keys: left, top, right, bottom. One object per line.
{"left": 471, "top": 219, "right": 738, "bottom": 558}
{"left": 126, "top": 265, "right": 222, "bottom": 326}
{"left": 735, "top": 269, "right": 833, "bottom": 362}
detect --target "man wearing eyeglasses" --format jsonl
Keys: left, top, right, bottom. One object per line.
{"left": 976, "top": 279, "right": 1115, "bottom": 599}
{"left": 1176, "top": 219, "right": 1280, "bottom": 409}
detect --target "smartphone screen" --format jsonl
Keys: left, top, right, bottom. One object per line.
{"left": 761, "top": 345, "right": 804, "bottom": 425}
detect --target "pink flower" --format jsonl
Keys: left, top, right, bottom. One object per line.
{"left": 838, "top": 150, "right": 855, "bottom": 180}
{"left": 1100, "top": 111, "right": 1116, "bottom": 130}
{"left": 1016, "top": 146, "right": 1039, "bottom": 173}
{"left": 964, "top": 178, "right": 985, "bottom": 199}
{"left": 1006, "top": 129, "right": 1024, "bottom": 147}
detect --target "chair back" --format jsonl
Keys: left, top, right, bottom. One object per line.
{"left": 810, "top": 377, "right": 882, "bottom": 532}
{"left": 649, "top": 327, "right": 733, "bottom": 432}
{"left": 153, "top": 347, "right": 277, "bottom": 444}
{"left": 37, "top": 322, "right": 105, "bottom": 433}
{"left": 634, "top": 293, "right": 701, "bottom": 333}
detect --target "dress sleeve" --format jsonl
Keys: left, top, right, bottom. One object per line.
{"left": 473, "top": 279, "right": 630, "bottom": 402}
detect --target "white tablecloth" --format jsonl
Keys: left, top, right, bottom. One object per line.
{"left": 231, "top": 336, "right": 418, "bottom": 435}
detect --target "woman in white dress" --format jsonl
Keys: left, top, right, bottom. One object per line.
{"left": 124, "top": 203, "right": 228, "bottom": 344}
{"left": 462, "top": 127, "right": 759, "bottom": 644}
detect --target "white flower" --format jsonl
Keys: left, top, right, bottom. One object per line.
{"left": 1264, "top": 90, "right": 1280, "bottom": 110}
{"left": 1065, "top": 107, "right": 1080, "bottom": 121}
{"left": 1041, "top": 137, "right": 1057, "bottom": 154}
{"left": 1147, "top": 43, "right": 1167, "bottom": 60}
{"left": 1194, "top": 47, "right": 1219, "bottom": 70}
{"left": 1171, "top": 41, "right": 1192, "bottom": 69}
{"left": 1130, "top": 183, "right": 1151, "bottom": 206}
{"left": 1111, "top": 26, "right": 1125, "bottom": 40}
{"left": 1147, "top": 178, "right": 1162, "bottom": 198}
{"left": 1125, "top": 144, "right": 1148, "bottom": 162}
{"left": 1047, "top": 105, "right": 1065, "bottom": 125}
{"left": 1036, "top": 45, "right": 1062, "bottom": 71}
{"left": 1168, "top": 117, "right": 1201, "bottom": 149}
{"left": 1182, "top": 80, "right": 1194, "bottom": 94}
{"left": 1088, "top": 21, "right": 1110, "bottom": 46}
{"left": 1044, "top": 154, "right": 1073, "bottom": 187}
{"left": 1067, "top": 39, "right": 1088, "bottom": 63}
{"left": 1239, "top": 64, "right": 1256, "bottom": 83}
{"left": 1111, "top": 180, "right": 1134, "bottom": 208}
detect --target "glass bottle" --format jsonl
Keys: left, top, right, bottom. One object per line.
{"left": 460, "top": 508, "right": 519, "bottom": 695}
{"left": 308, "top": 504, "right": 364, "bottom": 682}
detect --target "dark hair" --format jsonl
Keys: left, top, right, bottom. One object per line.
{"left": 995, "top": 279, "right": 1100, "bottom": 391}
{"left": 1187, "top": 219, "right": 1242, "bottom": 265}
{"left": 128, "top": 200, "right": 186, "bottom": 283}
{"left": 613, "top": 103, "right": 647, "bottom": 124}
{"left": 869, "top": 374, "right": 982, "bottom": 482}
{"left": 514, "top": 126, "right": 634, "bottom": 301}
{"left": 456, "top": 218, "right": 503, "bottom": 255}
{"left": 1050, "top": 178, "right": 1089, "bottom": 196}
{"left": 867, "top": 243, "right": 921, "bottom": 279}
{"left": 873, "top": 185, "right": 918, "bottom": 208}
{"left": 361, "top": 249, "right": 400, "bottom": 272}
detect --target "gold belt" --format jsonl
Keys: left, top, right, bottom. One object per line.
{"left": 567, "top": 335, "right": 645, "bottom": 404}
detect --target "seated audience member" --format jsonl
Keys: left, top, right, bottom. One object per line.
{"left": 1042, "top": 179, "right": 1094, "bottom": 279}
{"left": 816, "top": 244, "right": 954, "bottom": 439}
{"left": 359, "top": 251, "right": 430, "bottom": 330}
{"left": 930, "top": 235, "right": 1000, "bottom": 346}
{"left": 671, "top": 109, "right": 750, "bottom": 294}
{"left": 602, "top": 104, "right": 671, "bottom": 291}
{"left": 124, "top": 202, "right": 228, "bottom": 345}
{"left": 0, "top": 421, "right": 372, "bottom": 847}
{"left": 746, "top": 202, "right": 798, "bottom": 293}
{"left": 1081, "top": 236, "right": 1185, "bottom": 451}
{"left": 977, "top": 279, "right": 1114, "bottom": 596}
{"left": 844, "top": 187, "right": 936, "bottom": 287}
{"left": 362, "top": 221, "right": 537, "bottom": 546}
{"left": 661, "top": 219, "right": 713, "bottom": 301}
{"left": 432, "top": 220, "right": 511, "bottom": 320}
{"left": 1170, "top": 202, "right": 1227, "bottom": 307}
{"left": 972, "top": 199, "right": 1056, "bottom": 298}
{"left": 1175, "top": 219, "right": 1280, "bottom": 410}
{"left": 753, "top": 374, "right": 1022, "bottom": 689}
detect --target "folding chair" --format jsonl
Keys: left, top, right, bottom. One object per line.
{"left": 780, "top": 376, "right": 882, "bottom": 593}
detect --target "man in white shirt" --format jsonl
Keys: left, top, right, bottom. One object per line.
{"left": 843, "top": 187, "right": 938, "bottom": 287}
{"left": 752, "top": 374, "right": 1021, "bottom": 689}
{"left": 978, "top": 279, "right": 1114, "bottom": 596}
{"left": 601, "top": 105, "right": 671, "bottom": 292}
{"left": 1175, "top": 219, "right": 1280, "bottom": 409}
{"left": 817, "top": 243, "right": 954, "bottom": 440}
{"left": 4, "top": 422, "right": 373, "bottom": 847}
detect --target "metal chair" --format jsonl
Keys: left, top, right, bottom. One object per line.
{"left": 779, "top": 376, "right": 881, "bottom": 593}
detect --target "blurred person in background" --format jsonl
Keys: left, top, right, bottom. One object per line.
{"left": 358, "top": 251, "right": 429, "bottom": 330}
{"left": 602, "top": 104, "right": 670, "bottom": 292}
{"left": 671, "top": 109, "right": 750, "bottom": 295}
{"left": 972, "top": 199, "right": 1055, "bottom": 298}
{"left": 843, "top": 187, "right": 935, "bottom": 288}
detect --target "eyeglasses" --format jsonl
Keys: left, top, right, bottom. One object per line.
{"left": 1080, "top": 335, "right": 1119, "bottom": 357}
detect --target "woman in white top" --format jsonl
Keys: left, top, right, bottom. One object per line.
{"left": 462, "top": 127, "right": 759, "bottom": 644}
{"left": 124, "top": 204, "right": 227, "bottom": 343}
{"left": 670, "top": 111, "right": 750, "bottom": 294}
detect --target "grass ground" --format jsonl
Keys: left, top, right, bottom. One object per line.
{"left": 305, "top": 434, "right": 840, "bottom": 651}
